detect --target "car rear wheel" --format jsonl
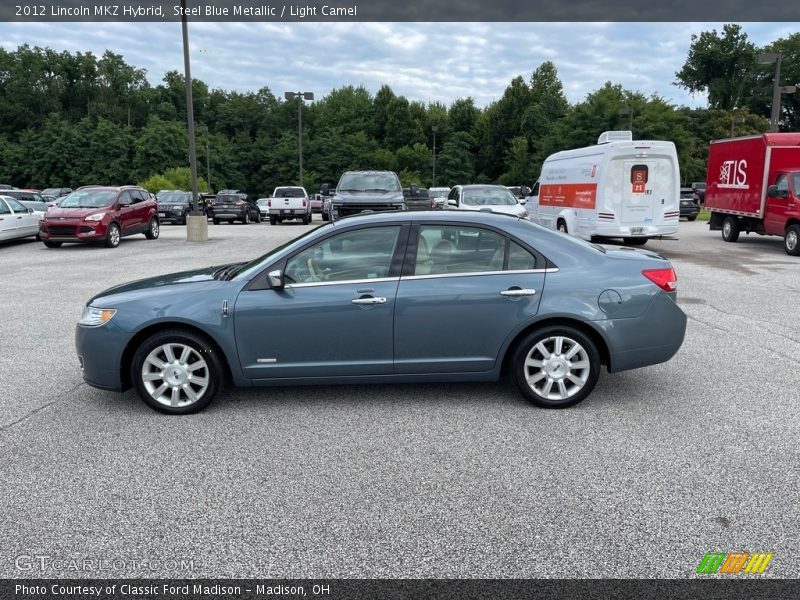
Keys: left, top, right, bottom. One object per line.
{"left": 132, "top": 330, "right": 223, "bottom": 415}
{"left": 105, "top": 223, "right": 121, "bottom": 248}
{"left": 322, "top": 211, "right": 330, "bottom": 222}
{"left": 512, "top": 326, "right": 600, "bottom": 408}
{"left": 785, "top": 224, "right": 800, "bottom": 256}
{"left": 722, "top": 216, "right": 740, "bottom": 243}
{"left": 623, "top": 237, "right": 647, "bottom": 246}
{"left": 269, "top": 215, "right": 277, "bottom": 225}
{"left": 43, "top": 240, "right": 62, "bottom": 248}
{"left": 687, "top": 216, "right": 697, "bottom": 222}
{"left": 243, "top": 212, "right": 251, "bottom": 224}
{"left": 557, "top": 220, "right": 568, "bottom": 234}
{"left": 145, "top": 218, "right": 159, "bottom": 239}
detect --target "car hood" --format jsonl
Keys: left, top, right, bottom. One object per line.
{"left": 459, "top": 204, "right": 525, "bottom": 217}
{"left": 88, "top": 264, "right": 236, "bottom": 305}
{"left": 333, "top": 191, "right": 404, "bottom": 204}
{"left": 46, "top": 207, "right": 109, "bottom": 219}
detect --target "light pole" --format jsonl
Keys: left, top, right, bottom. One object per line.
{"left": 204, "top": 124, "right": 211, "bottom": 190}
{"left": 730, "top": 116, "right": 745, "bottom": 138}
{"left": 284, "top": 91, "right": 314, "bottom": 187}
{"left": 758, "top": 53, "right": 797, "bottom": 132}
{"left": 618, "top": 107, "right": 634, "bottom": 134}
{"left": 431, "top": 125, "right": 438, "bottom": 188}
{"left": 180, "top": 0, "right": 199, "bottom": 214}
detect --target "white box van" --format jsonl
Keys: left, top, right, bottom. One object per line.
{"left": 528, "top": 131, "right": 680, "bottom": 245}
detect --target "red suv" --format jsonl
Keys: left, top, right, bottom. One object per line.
{"left": 40, "top": 186, "right": 160, "bottom": 248}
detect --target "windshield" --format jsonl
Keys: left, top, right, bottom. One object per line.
{"left": 462, "top": 188, "right": 518, "bottom": 206}
{"left": 216, "top": 194, "right": 243, "bottom": 203}
{"left": 338, "top": 172, "right": 401, "bottom": 193}
{"left": 257, "top": 198, "right": 270, "bottom": 206}
{"left": 429, "top": 189, "right": 449, "bottom": 198}
{"left": 42, "top": 188, "right": 62, "bottom": 196}
{"left": 59, "top": 190, "right": 116, "bottom": 209}
{"left": 274, "top": 187, "right": 305, "bottom": 198}
{"left": 229, "top": 225, "right": 327, "bottom": 280}
{"left": 158, "top": 191, "right": 191, "bottom": 204}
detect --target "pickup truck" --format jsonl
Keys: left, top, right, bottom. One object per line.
{"left": 268, "top": 186, "right": 312, "bottom": 225}
{"left": 325, "top": 170, "right": 406, "bottom": 219}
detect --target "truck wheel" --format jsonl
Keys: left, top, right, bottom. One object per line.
{"left": 687, "top": 216, "right": 697, "bottom": 222}
{"left": 322, "top": 211, "right": 330, "bottom": 222}
{"left": 212, "top": 218, "right": 220, "bottom": 225}
{"left": 722, "top": 216, "right": 740, "bottom": 243}
{"left": 557, "top": 220, "right": 568, "bottom": 234}
{"left": 269, "top": 215, "right": 277, "bottom": 225}
{"left": 785, "top": 224, "right": 800, "bottom": 256}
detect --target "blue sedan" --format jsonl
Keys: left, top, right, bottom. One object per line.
{"left": 76, "top": 212, "right": 686, "bottom": 414}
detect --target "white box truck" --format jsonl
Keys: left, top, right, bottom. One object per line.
{"left": 528, "top": 131, "right": 680, "bottom": 245}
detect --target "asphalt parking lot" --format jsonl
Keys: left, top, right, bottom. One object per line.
{"left": 1, "top": 218, "right": 798, "bottom": 578}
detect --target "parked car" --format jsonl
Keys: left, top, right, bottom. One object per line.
{"left": 39, "top": 185, "right": 159, "bottom": 248}
{"left": 506, "top": 185, "right": 532, "bottom": 200}
{"left": 268, "top": 186, "right": 312, "bottom": 225}
{"left": 41, "top": 187, "right": 74, "bottom": 198}
{"left": 320, "top": 185, "right": 335, "bottom": 221}
{"left": 19, "top": 199, "right": 49, "bottom": 219}
{"left": 0, "top": 194, "right": 41, "bottom": 242}
{"left": 445, "top": 185, "right": 529, "bottom": 219}
{"left": 679, "top": 187, "right": 699, "bottom": 221}
{"left": 156, "top": 190, "right": 193, "bottom": 225}
{"left": 75, "top": 211, "right": 686, "bottom": 415}
{"left": 326, "top": 170, "right": 406, "bottom": 219}
{"left": 207, "top": 190, "right": 260, "bottom": 224}
{"left": 403, "top": 185, "right": 431, "bottom": 211}
{"left": 0, "top": 184, "right": 14, "bottom": 190}
{"left": 310, "top": 194, "right": 324, "bottom": 214}
{"left": 691, "top": 181, "right": 706, "bottom": 204}
{"left": 428, "top": 186, "right": 451, "bottom": 209}
{"left": 2, "top": 189, "right": 47, "bottom": 205}
{"left": 256, "top": 198, "right": 270, "bottom": 220}
{"left": 706, "top": 133, "right": 800, "bottom": 255}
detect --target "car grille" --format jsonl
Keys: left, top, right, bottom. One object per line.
{"left": 48, "top": 225, "right": 78, "bottom": 236}
{"left": 337, "top": 204, "right": 403, "bottom": 216}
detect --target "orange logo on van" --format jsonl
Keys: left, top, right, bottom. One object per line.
{"left": 539, "top": 183, "right": 597, "bottom": 209}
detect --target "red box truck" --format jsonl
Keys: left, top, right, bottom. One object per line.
{"left": 706, "top": 133, "right": 800, "bottom": 255}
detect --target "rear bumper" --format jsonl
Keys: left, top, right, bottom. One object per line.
{"left": 210, "top": 210, "right": 245, "bottom": 220}
{"left": 269, "top": 208, "right": 307, "bottom": 216}
{"left": 591, "top": 223, "right": 679, "bottom": 238}
{"left": 680, "top": 206, "right": 700, "bottom": 218}
{"left": 603, "top": 292, "right": 687, "bottom": 373}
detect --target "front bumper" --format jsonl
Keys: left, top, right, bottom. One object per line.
{"left": 40, "top": 221, "right": 106, "bottom": 242}
{"left": 680, "top": 204, "right": 700, "bottom": 219}
{"left": 75, "top": 322, "right": 127, "bottom": 392}
{"left": 158, "top": 209, "right": 187, "bottom": 223}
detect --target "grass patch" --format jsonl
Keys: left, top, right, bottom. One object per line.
{"left": 696, "top": 208, "right": 711, "bottom": 222}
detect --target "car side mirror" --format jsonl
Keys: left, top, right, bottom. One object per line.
{"left": 521, "top": 186, "right": 532, "bottom": 197}
{"left": 268, "top": 269, "right": 285, "bottom": 289}
{"left": 519, "top": 198, "right": 527, "bottom": 205}
{"left": 447, "top": 199, "right": 457, "bottom": 207}
{"left": 118, "top": 201, "right": 130, "bottom": 208}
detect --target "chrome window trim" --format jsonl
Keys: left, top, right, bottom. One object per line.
{"left": 285, "top": 276, "right": 400, "bottom": 289}
{"left": 402, "top": 268, "right": 558, "bottom": 281}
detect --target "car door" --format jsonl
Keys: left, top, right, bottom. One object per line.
{"left": 764, "top": 174, "right": 791, "bottom": 236}
{"left": 0, "top": 198, "right": 16, "bottom": 240}
{"left": 234, "top": 224, "right": 409, "bottom": 380}
{"left": 394, "top": 223, "right": 545, "bottom": 374}
{"left": 116, "top": 190, "right": 138, "bottom": 232}
{"left": 4, "top": 196, "right": 39, "bottom": 237}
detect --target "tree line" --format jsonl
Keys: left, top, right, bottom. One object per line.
{"left": 0, "top": 24, "right": 796, "bottom": 196}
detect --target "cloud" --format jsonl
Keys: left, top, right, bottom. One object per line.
{"left": 0, "top": 21, "right": 795, "bottom": 108}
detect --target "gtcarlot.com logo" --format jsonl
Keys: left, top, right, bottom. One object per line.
{"left": 696, "top": 552, "right": 773, "bottom": 575}
{"left": 15, "top": 555, "right": 198, "bottom": 573}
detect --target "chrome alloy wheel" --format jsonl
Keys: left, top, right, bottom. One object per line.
{"left": 150, "top": 219, "right": 159, "bottom": 237}
{"left": 109, "top": 226, "right": 120, "bottom": 246}
{"left": 722, "top": 220, "right": 731, "bottom": 238}
{"left": 787, "top": 229, "right": 798, "bottom": 252}
{"left": 523, "top": 335, "right": 590, "bottom": 401}
{"left": 141, "top": 343, "right": 209, "bottom": 408}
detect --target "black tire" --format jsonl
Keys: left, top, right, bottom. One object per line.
{"left": 785, "top": 224, "right": 800, "bottom": 256}
{"left": 105, "top": 222, "right": 121, "bottom": 248}
{"left": 623, "top": 237, "right": 647, "bottom": 246}
{"left": 322, "top": 211, "right": 330, "bottom": 222}
{"left": 687, "top": 216, "right": 697, "bottom": 222}
{"left": 243, "top": 212, "right": 251, "bottom": 224}
{"left": 131, "top": 329, "right": 224, "bottom": 415}
{"left": 43, "top": 240, "right": 62, "bottom": 248}
{"left": 145, "top": 218, "right": 160, "bottom": 239}
{"left": 557, "top": 220, "right": 568, "bottom": 234}
{"left": 511, "top": 326, "right": 601, "bottom": 408}
{"left": 721, "top": 216, "right": 740, "bottom": 243}
{"left": 212, "top": 218, "right": 220, "bottom": 225}
{"left": 269, "top": 215, "right": 277, "bottom": 225}
{"left": 302, "top": 213, "right": 309, "bottom": 225}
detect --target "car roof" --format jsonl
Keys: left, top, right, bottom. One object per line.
{"left": 330, "top": 209, "right": 526, "bottom": 228}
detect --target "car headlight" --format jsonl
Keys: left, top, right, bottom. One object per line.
{"left": 79, "top": 306, "right": 117, "bottom": 327}
{"left": 85, "top": 213, "right": 105, "bottom": 221}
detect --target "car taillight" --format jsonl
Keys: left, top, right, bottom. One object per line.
{"left": 268, "top": 199, "right": 272, "bottom": 207}
{"left": 642, "top": 268, "right": 677, "bottom": 292}
{"left": 303, "top": 199, "right": 307, "bottom": 207}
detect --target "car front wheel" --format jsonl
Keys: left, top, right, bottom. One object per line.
{"left": 785, "top": 224, "right": 800, "bottom": 256}
{"left": 131, "top": 329, "right": 223, "bottom": 415}
{"left": 212, "top": 218, "right": 220, "bottom": 225}
{"left": 105, "top": 223, "right": 121, "bottom": 248}
{"left": 511, "top": 326, "right": 600, "bottom": 408}
{"left": 43, "top": 240, "right": 62, "bottom": 248}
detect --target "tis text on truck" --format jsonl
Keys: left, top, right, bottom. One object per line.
{"left": 268, "top": 186, "right": 313, "bottom": 225}
{"left": 326, "top": 170, "right": 406, "bottom": 220}
{"left": 527, "top": 131, "right": 680, "bottom": 245}
{"left": 705, "top": 133, "right": 800, "bottom": 256}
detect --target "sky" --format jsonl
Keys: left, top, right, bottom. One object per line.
{"left": 0, "top": 21, "right": 797, "bottom": 109}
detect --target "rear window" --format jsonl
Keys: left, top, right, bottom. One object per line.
{"left": 215, "top": 194, "right": 243, "bottom": 203}
{"left": 274, "top": 188, "right": 305, "bottom": 198}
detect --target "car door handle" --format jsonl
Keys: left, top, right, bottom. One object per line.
{"left": 500, "top": 288, "right": 537, "bottom": 297}
{"left": 352, "top": 297, "right": 387, "bottom": 305}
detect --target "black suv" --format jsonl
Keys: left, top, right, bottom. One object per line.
{"left": 679, "top": 187, "right": 700, "bottom": 221}
{"left": 156, "top": 190, "right": 193, "bottom": 225}
{"left": 207, "top": 190, "right": 260, "bottom": 224}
